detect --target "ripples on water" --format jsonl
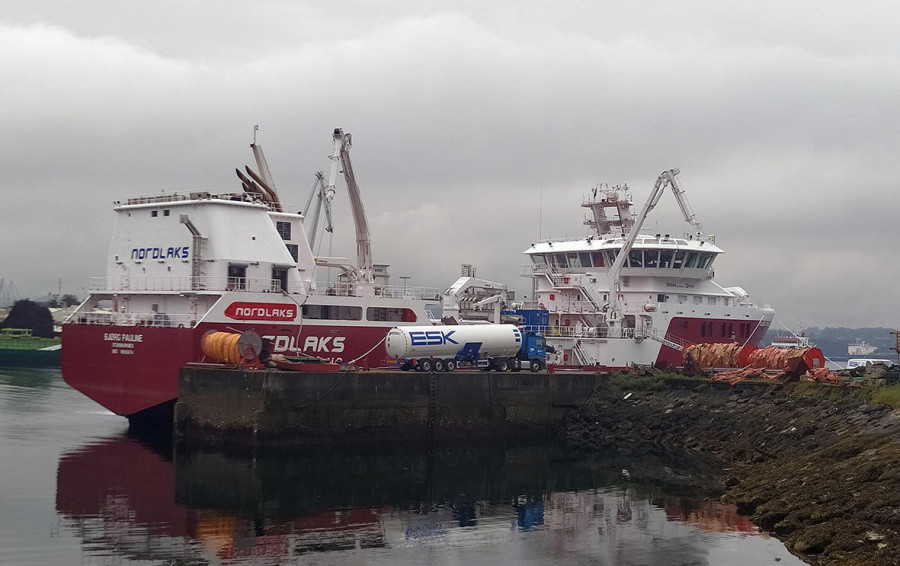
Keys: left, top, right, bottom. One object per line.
{"left": 0, "top": 367, "right": 806, "bottom": 565}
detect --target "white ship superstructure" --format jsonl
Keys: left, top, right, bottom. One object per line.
{"left": 522, "top": 170, "right": 774, "bottom": 369}
{"left": 848, "top": 339, "right": 878, "bottom": 356}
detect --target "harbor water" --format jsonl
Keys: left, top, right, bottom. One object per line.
{"left": 0, "top": 366, "right": 805, "bottom": 565}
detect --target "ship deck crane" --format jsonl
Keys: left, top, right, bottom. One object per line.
{"left": 303, "top": 171, "right": 334, "bottom": 250}
{"left": 311, "top": 128, "right": 376, "bottom": 296}
{"left": 605, "top": 168, "right": 702, "bottom": 328}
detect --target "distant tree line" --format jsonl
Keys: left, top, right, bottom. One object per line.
{"left": 0, "top": 300, "right": 55, "bottom": 337}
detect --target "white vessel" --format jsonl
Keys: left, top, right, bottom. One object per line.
{"left": 62, "top": 129, "right": 441, "bottom": 421}
{"left": 771, "top": 335, "right": 812, "bottom": 349}
{"left": 848, "top": 339, "right": 878, "bottom": 356}
{"left": 521, "top": 169, "right": 775, "bottom": 369}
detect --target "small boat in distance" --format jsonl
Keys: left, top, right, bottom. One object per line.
{"left": 848, "top": 339, "right": 878, "bottom": 356}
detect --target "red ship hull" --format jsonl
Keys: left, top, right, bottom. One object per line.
{"left": 657, "top": 315, "right": 771, "bottom": 366}
{"left": 62, "top": 322, "right": 397, "bottom": 417}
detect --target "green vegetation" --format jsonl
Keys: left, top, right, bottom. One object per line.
{"left": 606, "top": 371, "right": 670, "bottom": 391}
{"left": 871, "top": 385, "right": 900, "bottom": 409}
{"left": 788, "top": 382, "right": 873, "bottom": 405}
{"left": 0, "top": 300, "right": 54, "bottom": 337}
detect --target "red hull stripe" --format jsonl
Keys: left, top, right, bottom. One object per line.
{"left": 61, "top": 322, "right": 396, "bottom": 416}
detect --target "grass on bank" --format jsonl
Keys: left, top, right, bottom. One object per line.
{"left": 606, "top": 371, "right": 672, "bottom": 391}
{"left": 872, "top": 385, "right": 900, "bottom": 409}
{"left": 605, "top": 369, "right": 900, "bottom": 410}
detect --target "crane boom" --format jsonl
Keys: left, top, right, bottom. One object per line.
{"left": 303, "top": 172, "right": 334, "bottom": 249}
{"left": 330, "top": 128, "right": 374, "bottom": 284}
{"left": 606, "top": 168, "right": 699, "bottom": 324}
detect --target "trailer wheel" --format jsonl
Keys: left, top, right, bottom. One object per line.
{"left": 496, "top": 359, "right": 510, "bottom": 372}
{"left": 530, "top": 359, "right": 541, "bottom": 372}
{"left": 445, "top": 359, "right": 456, "bottom": 371}
{"left": 434, "top": 359, "right": 445, "bottom": 372}
{"left": 420, "top": 358, "right": 433, "bottom": 372}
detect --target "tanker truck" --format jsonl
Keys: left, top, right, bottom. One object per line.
{"left": 385, "top": 324, "right": 549, "bottom": 372}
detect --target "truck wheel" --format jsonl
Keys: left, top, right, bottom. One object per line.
{"left": 530, "top": 359, "right": 541, "bottom": 372}
{"left": 420, "top": 358, "right": 433, "bottom": 372}
{"left": 445, "top": 359, "right": 456, "bottom": 371}
{"left": 496, "top": 359, "right": 509, "bottom": 372}
{"left": 434, "top": 359, "right": 445, "bottom": 372}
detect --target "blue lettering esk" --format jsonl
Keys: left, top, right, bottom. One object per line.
{"left": 409, "top": 330, "right": 458, "bottom": 347}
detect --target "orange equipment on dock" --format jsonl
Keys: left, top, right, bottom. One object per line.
{"left": 201, "top": 330, "right": 263, "bottom": 367}
{"left": 683, "top": 343, "right": 826, "bottom": 371}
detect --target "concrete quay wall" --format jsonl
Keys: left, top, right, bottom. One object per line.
{"left": 174, "top": 367, "right": 602, "bottom": 448}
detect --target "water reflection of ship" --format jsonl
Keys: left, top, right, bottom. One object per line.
{"left": 57, "top": 437, "right": 762, "bottom": 563}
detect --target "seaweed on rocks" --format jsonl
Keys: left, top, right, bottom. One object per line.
{"left": 555, "top": 373, "right": 900, "bottom": 566}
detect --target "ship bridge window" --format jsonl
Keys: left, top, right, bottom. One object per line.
{"left": 644, "top": 250, "right": 659, "bottom": 268}
{"left": 367, "top": 306, "right": 417, "bottom": 323}
{"left": 566, "top": 253, "right": 581, "bottom": 268}
{"left": 605, "top": 250, "right": 618, "bottom": 265}
{"left": 531, "top": 254, "right": 547, "bottom": 266}
{"left": 302, "top": 304, "right": 363, "bottom": 321}
{"left": 579, "top": 252, "right": 592, "bottom": 267}
{"left": 591, "top": 252, "right": 605, "bottom": 267}
{"left": 672, "top": 250, "right": 686, "bottom": 269}
{"left": 659, "top": 249, "right": 673, "bottom": 268}
{"left": 697, "top": 253, "right": 714, "bottom": 269}
{"left": 276, "top": 221, "right": 291, "bottom": 241}
{"left": 553, "top": 253, "right": 568, "bottom": 268}
{"left": 684, "top": 252, "right": 698, "bottom": 268}
{"left": 628, "top": 250, "right": 643, "bottom": 267}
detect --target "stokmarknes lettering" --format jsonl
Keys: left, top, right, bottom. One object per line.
{"left": 131, "top": 246, "right": 190, "bottom": 260}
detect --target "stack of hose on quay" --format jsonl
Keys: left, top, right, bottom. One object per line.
{"left": 682, "top": 342, "right": 837, "bottom": 385}
{"left": 200, "top": 330, "right": 263, "bottom": 367}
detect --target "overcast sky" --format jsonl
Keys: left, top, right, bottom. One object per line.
{"left": 2, "top": 1, "right": 899, "bottom": 329}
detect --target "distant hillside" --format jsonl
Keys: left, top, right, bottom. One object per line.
{"left": 764, "top": 326, "right": 898, "bottom": 360}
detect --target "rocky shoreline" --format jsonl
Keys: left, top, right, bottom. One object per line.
{"left": 555, "top": 374, "right": 900, "bottom": 566}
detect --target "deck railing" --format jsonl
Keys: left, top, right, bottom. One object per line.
{"left": 88, "top": 275, "right": 441, "bottom": 301}
{"left": 68, "top": 311, "right": 197, "bottom": 328}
